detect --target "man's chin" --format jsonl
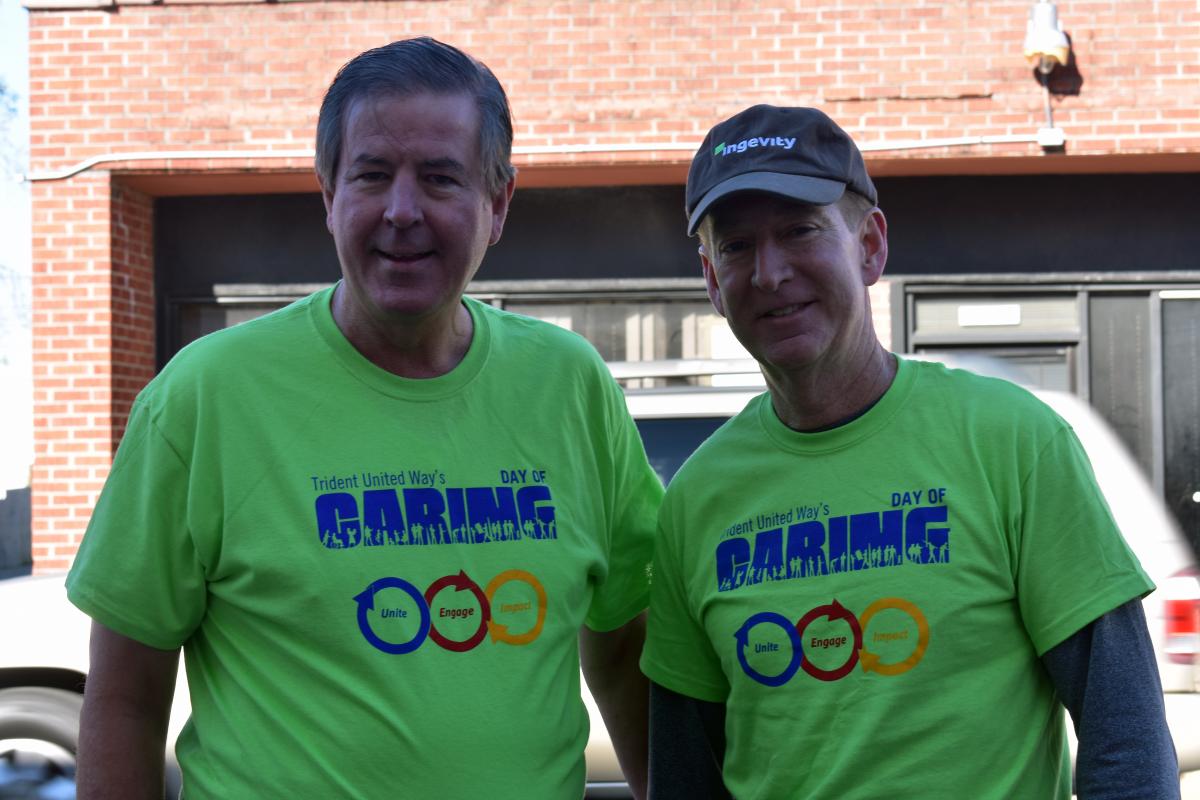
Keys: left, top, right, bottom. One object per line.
{"left": 756, "top": 341, "right": 827, "bottom": 374}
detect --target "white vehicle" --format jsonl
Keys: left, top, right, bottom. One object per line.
{"left": 2, "top": 355, "right": 1198, "bottom": 798}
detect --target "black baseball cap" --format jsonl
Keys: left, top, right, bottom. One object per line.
{"left": 685, "top": 105, "right": 877, "bottom": 236}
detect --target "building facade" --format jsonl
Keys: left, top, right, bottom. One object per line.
{"left": 23, "top": 0, "right": 1200, "bottom": 571}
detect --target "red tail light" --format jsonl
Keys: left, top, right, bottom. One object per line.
{"left": 1164, "top": 567, "right": 1200, "bottom": 665}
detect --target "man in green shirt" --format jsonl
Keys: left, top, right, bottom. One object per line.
{"left": 640, "top": 104, "right": 1178, "bottom": 799}
{"left": 68, "top": 37, "right": 662, "bottom": 799}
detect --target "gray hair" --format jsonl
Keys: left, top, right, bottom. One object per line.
{"left": 837, "top": 189, "right": 877, "bottom": 229}
{"left": 315, "top": 37, "right": 516, "bottom": 196}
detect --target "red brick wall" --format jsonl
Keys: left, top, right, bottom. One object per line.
{"left": 109, "top": 184, "right": 155, "bottom": 451}
{"left": 30, "top": 176, "right": 155, "bottom": 572}
{"left": 31, "top": 172, "right": 113, "bottom": 572}
{"left": 25, "top": 0, "right": 1200, "bottom": 177}
{"left": 25, "top": 0, "right": 1200, "bottom": 569}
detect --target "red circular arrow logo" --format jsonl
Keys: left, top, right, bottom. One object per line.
{"left": 424, "top": 570, "right": 491, "bottom": 652}
{"left": 795, "top": 599, "right": 863, "bottom": 682}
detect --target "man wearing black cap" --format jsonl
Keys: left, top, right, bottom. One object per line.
{"left": 639, "top": 105, "right": 1179, "bottom": 799}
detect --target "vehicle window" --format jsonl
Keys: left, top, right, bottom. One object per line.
{"left": 635, "top": 417, "right": 728, "bottom": 485}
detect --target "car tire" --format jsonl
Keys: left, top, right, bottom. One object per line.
{"left": 0, "top": 686, "right": 82, "bottom": 754}
{"left": 0, "top": 686, "right": 183, "bottom": 800}
{"left": 0, "top": 686, "right": 82, "bottom": 798}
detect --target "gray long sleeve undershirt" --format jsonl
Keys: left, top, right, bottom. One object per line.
{"left": 1041, "top": 598, "right": 1179, "bottom": 800}
{"left": 648, "top": 599, "right": 1179, "bottom": 799}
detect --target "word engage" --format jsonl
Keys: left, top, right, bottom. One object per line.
{"left": 316, "top": 485, "right": 557, "bottom": 549}
{"left": 735, "top": 597, "right": 929, "bottom": 687}
{"left": 715, "top": 504, "right": 950, "bottom": 592}
{"left": 355, "top": 569, "right": 547, "bottom": 655}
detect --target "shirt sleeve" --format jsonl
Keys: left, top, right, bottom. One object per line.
{"left": 1013, "top": 424, "right": 1155, "bottom": 656}
{"left": 1041, "top": 599, "right": 1180, "bottom": 800}
{"left": 583, "top": 373, "right": 665, "bottom": 632}
{"left": 648, "top": 681, "right": 731, "bottom": 800}
{"left": 640, "top": 510, "right": 730, "bottom": 703}
{"left": 65, "top": 396, "right": 208, "bottom": 650}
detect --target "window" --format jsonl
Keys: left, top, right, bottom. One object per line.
{"left": 165, "top": 280, "right": 755, "bottom": 389}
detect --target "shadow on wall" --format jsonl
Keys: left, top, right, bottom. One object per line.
{"left": 0, "top": 487, "right": 31, "bottom": 579}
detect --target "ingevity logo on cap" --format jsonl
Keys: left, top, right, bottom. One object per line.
{"left": 714, "top": 136, "right": 797, "bottom": 156}
{"left": 686, "top": 105, "right": 877, "bottom": 236}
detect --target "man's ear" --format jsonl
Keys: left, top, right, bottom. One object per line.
{"left": 320, "top": 176, "right": 336, "bottom": 236}
{"left": 859, "top": 207, "right": 889, "bottom": 287}
{"left": 700, "top": 245, "right": 727, "bottom": 318}
{"left": 488, "top": 175, "right": 518, "bottom": 246}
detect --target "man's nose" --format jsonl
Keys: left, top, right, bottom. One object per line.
{"left": 383, "top": 177, "right": 422, "bottom": 229}
{"left": 751, "top": 241, "right": 793, "bottom": 292}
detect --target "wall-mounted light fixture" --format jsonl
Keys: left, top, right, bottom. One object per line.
{"left": 1023, "top": 0, "right": 1070, "bottom": 150}
{"left": 1023, "top": 0, "right": 1071, "bottom": 74}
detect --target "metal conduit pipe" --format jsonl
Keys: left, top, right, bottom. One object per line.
{"left": 22, "top": 133, "right": 1047, "bottom": 183}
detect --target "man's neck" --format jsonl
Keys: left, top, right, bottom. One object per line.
{"left": 331, "top": 286, "right": 474, "bottom": 379}
{"left": 764, "top": 343, "right": 897, "bottom": 433}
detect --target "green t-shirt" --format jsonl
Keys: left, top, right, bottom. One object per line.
{"left": 640, "top": 357, "right": 1152, "bottom": 800}
{"left": 67, "top": 287, "right": 663, "bottom": 799}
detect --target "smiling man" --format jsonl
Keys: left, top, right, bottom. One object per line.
{"left": 640, "top": 105, "right": 1179, "bottom": 799}
{"left": 65, "top": 38, "right": 662, "bottom": 799}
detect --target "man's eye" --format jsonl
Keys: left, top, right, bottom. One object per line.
{"left": 355, "top": 172, "right": 388, "bottom": 183}
{"left": 427, "top": 174, "right": 460, "bottom": 187}
{"left": 788, "top": 224, "right": 817, "bottom": 237}
{"left": 719, "top": 240, "right": 749, "bottom": 255}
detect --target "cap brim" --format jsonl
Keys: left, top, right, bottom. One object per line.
{"left": 686, "top": 172, "right": 848, "bottom": 236}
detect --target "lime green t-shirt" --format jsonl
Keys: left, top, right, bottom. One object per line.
{"left": 67, "top": 287, "right": 663, "bottom": 799}
{"left": 640, "top": 357, "right": 1152, "bottom": 800}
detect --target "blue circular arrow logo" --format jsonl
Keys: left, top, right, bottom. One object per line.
{"left": 735, "top": 611, "right": 803, "bottom": 687}
{"left": 354, "top": 577, "right": 431, "bottom": 655}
